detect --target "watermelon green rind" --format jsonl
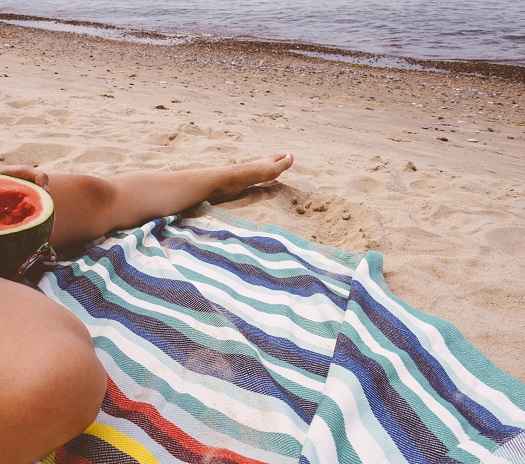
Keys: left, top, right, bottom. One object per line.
{"left": 0, "top": 175, "right": 55, "bottom": 279}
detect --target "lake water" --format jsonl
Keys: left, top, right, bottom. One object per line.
{"left": 1, "top": 0, "right": 524, "bottom": 65}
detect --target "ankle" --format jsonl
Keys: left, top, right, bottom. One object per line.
{"left": 210, "top": 167, "right": 239, "bottom": 196}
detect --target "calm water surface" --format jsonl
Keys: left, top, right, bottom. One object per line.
{"left": 1, "top": 0, "right": 524, "bottom": 64}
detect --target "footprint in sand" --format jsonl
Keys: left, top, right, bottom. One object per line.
{"left": 393, "top": 226, "right": 456, "bottom": 253}
{"left": 36, "top": 132, "right": 72, "bottom": 139}
{"left": 14, "top": 116, "right": 50, "bottom": 126}
{"left": 0, "top": 116, "right": 15, "bottom": 125}
{"left": 484, "top": 227, "right": 525, "bottom": 255}
{"left": 410, "top": 177, "right": 444, "bottom": 192}
{"left": 222, "top": 130, "right": 243, "bottom": 142}
{"left": 129, "top": 152, "right": 167, "bottom": 163}
{"left": 76, "top": 147, "right": 128, "bottom": 163}
{"left": 430, "top": 205, "right": 508, "bottom": 223}
{"left": 178, "top": 123, "right": 232, "bottom": 140}
{"left": 201, "top": 145, "right": 239, "bottom": 155}
{"left": 177, "top": 123, "right": 209, "bottom": 137}
{"left": 6, "top": 99, "right": 43, "bottom": 109}
{"left": 427, "top": 205, "right": 512, "bottom": 236}
{"left": 145, "top": 133, "right": 179, "bottom": 147}
{"left": 351, "top": 175, "right": 383, "bottom": 194}
{"left": 454, "top": 179, "right": 492, "bottom": 195}
{"left": 145, "top": 124, "right": 232, "bottom": 148}
{"left": 46, "top": 109, "right": 71, "bottom": 125}
{"left": 1, "top": 143, "right": 73, "bottom": 165}
{"left": 145, "top": 124, "right": 243, "bottom": 157}
{"left": 47, "top": 109, "right": 70, "bottom": 119}
{"left": 367, "top": 155, "right": 390, "bottom": 172}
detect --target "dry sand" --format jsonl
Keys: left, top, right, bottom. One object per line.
{"left": 1, "top": 24, "right": 524, "bottom": 380}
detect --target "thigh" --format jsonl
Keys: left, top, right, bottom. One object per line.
{"left": 0, "top": 278, "right": 106, "bottom": 463}
{"left": 47, "top": 174, "right": 115, "bottom": 250}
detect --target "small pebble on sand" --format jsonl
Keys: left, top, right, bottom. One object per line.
{"left": 155, "top": 105, "right": 169, "bottom": 110}
{"left": 404, "top": 161, "right": 418, "bottom": 172}
{"left": 342, "top": 212, "right": 351, "bottom": 221}
{"left": 296, "top": 206, "right": 306, "bottom": 215}
{"left": 437, "top": 137, "right": 449, "bottom": 142}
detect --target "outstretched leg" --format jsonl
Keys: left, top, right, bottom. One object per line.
{"left": 0, "top": 154, "right": 292, "bottom": 461}
{"left": 48, "top": 154, "right": 293, "bottom": 250}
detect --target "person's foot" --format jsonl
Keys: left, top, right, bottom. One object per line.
{"left": 211, "top": 154, "right": 294, "bottom": 203}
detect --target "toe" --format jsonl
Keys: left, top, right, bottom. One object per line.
{"left": 275, "top": 153, "right": 294, "bottom": 173}
{"left": 272, "top": 153, "right": 288, "bottom": 162}
{"left": 264, "top": 154, "right": 293, "bottom": 180}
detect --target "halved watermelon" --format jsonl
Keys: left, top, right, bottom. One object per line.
{"left": 0, "top": 174, "right": 54, "bottom": 279}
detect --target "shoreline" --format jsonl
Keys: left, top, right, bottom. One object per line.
{"left": 1, "top": 12, "right": 525, "bottom": 81}
{"left": 1, "top": 22, "right": 524, "bottom": 381}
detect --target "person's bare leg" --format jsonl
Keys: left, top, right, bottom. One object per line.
{"left": 49, "top": 154, "right": 293, "bottom": 249}
{"left": 0, "top": 278, "right": 107, "bottom": 463}
{"left": 0, "top": 154, "right": 291, "bottom": 461}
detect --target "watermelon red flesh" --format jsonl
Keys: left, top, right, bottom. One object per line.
{"left": 0, "top": 175, "right": 54, "bottom": 279}
{"left": 0, "top": 191, "right": 37, "bottom": 226}
{"left": 0, "top": 177, "right": 43, "bottom": 230}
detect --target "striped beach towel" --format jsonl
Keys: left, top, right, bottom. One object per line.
{"left": 39, "top": 207, "right": 525, "bottom": 464}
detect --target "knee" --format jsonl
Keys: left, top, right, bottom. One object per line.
{"left": 43, "top": 323, "right": 107, "bottom": 431}
{"left": 1, "top": 299, "right": 107, "bottom": 462}
{"left": 76, "top": 175, "right": 117, "bottom": 235}
{"left": 32, "top": 304, "right": 108, "bottom": 429}
{"left": 76, "top": 175, "right": 116, "bottom": 209}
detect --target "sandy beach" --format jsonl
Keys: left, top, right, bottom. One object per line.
{"left": 1, "top": 23, "right": 524, "bottom": 381}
